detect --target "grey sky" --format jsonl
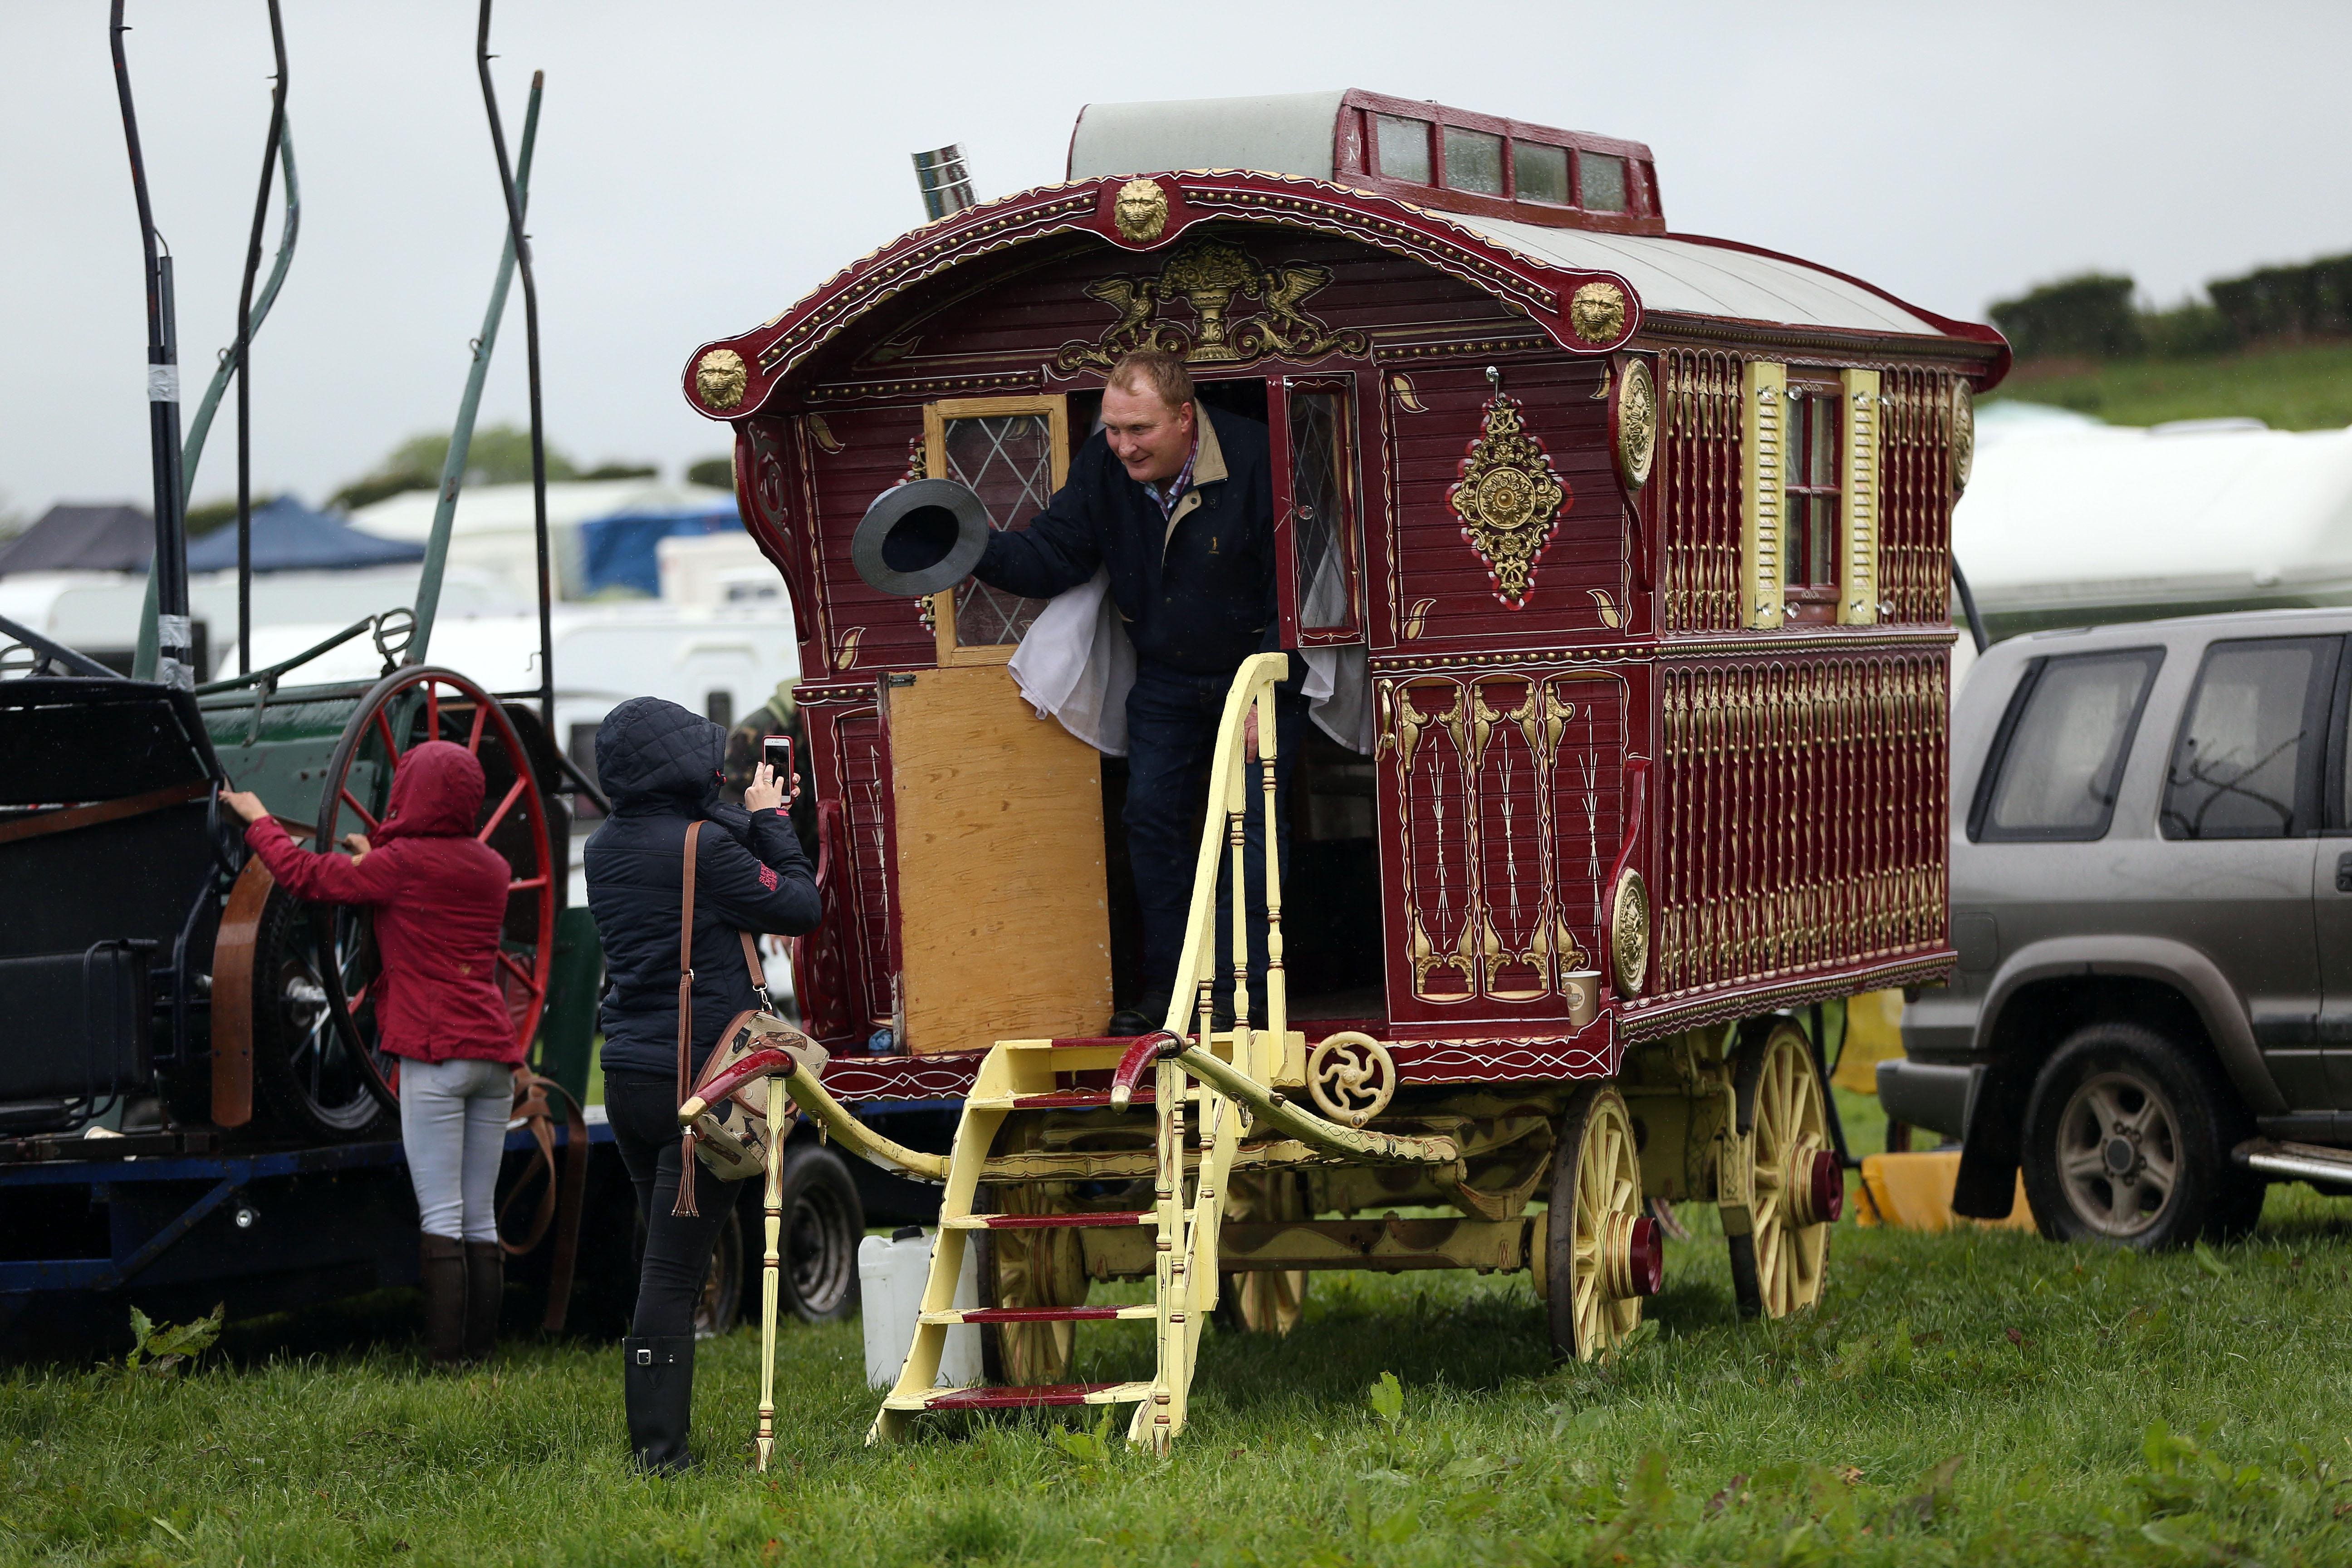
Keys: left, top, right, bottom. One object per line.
{"left": 5, "top": 0, "right": 2346, "bottom": 524}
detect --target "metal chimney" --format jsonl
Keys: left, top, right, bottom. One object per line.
{"left": 911, "top": 144, "right": 976, "bottom": 221}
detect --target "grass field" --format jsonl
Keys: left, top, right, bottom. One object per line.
{"left": 1986, "top": 340, "right": 2352, "bottom": 431}
{"left": 6, "top": 1090, "right": 2352, "bottom": 1568}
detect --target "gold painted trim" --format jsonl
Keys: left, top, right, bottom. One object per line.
{"left": 1838, "top": 367, "right": 1882, "bottom": 626}
{"left": 1614, "top": 358, "right": 1657, "bottom": 490}
{"left": 1609, "top": 868, "right": 1650, "bottom": 996}
{"left": 1951, "top": 382, "right": 1976, "bottom": 496}
{"left": 1739, "top": 360, "right": 1787, "bottom": 630}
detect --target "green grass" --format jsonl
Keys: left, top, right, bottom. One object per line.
{"left": 1987, "top": 339, "right": 2352, "bottom": 431}
{"left": 6, "top": 1109, "right": 2351, "bottom": 1566}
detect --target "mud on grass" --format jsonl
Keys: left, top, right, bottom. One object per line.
{"left": 5, "top": 1180, "right": 2352, "bottom": 1564}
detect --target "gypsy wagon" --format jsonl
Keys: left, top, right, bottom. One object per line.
{"left": 679, "top": 88, "right": 2009, "bottom": 1447}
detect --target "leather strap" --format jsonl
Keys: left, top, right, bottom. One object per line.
{"left": 0, "top": 780, "right": 211, "bottom": 848}
{"left": 672, "top": 821, "right": 705, "bottom": 1217}
{"left": 498, "top": 1068, "right": 590, "bottom": 1332}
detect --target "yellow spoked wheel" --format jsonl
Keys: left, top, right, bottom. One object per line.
{"left": 976, "top": 1183, "right": 1088, "bottom": 1387}
{"left": 1725, "top": 1019, "right": 1841, "bottom": 1319}
{"left": 1546, "top": 1084, "right": 1663, "bottom": 1361}
{"left": 1215, "top": 1170, "right": 1309, "bottom": 1336}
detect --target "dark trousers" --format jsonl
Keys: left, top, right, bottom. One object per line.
{"left": 1123, "top": 661, "right": 1308, "bottom": 1018}
{"left": 605, "top": 1073, "right": 730, "bottom": 1338}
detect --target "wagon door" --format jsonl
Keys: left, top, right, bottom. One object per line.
{"left": 878, "top": 394, "right": 1113, "bottom": 1055}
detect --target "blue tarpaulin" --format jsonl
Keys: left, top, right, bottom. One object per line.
{"left": 578, "top": 506, "right": 742, "bottom": 598}
{"left": 184, "top": 496, "right": 426, "bottom": 573}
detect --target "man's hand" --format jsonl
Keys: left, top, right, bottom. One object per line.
{"left": 217, "top": 787, "right": 269, "bottom": 825}
{"left": 744, "top": 761, "right": 796, "bottom": 814}
{"left": 1242, "top": 706, "right": 1259, "bottom": 763}
{"left": 342, "top": 832, "right": 372, "bottom": 864}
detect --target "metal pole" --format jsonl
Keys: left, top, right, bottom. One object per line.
{"left": 233, "top": 0, "right": 289, "bottom": 676}
{"left": 1952, "top": 557, "right": 1989, "bottom": 655}
{"left": 477, "top": 1, "right": 554, "bottom": 731}
{"left": 407, "top": 76, "right": 539, "bottom": 666}
{"left": 111, "top": 2, "right": 192, "bottom": 689}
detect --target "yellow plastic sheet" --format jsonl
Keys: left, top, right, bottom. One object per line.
{"left": 1851, "top": 1151, "right": 2038, "bottom": 1233}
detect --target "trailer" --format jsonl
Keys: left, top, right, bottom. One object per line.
{"left": 674, "top": 88, "right": 2009, "bottom": 1448}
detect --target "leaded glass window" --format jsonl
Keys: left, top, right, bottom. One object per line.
{"left": 937, "top": 410, "right": 1058, "bottom": 648}
{"left": 1287, "top": 386, "right": 1360, "bottom": 639}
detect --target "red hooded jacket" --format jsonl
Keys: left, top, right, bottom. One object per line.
{"left": 243, "top": 740, "right": 521, "bottom": 1064}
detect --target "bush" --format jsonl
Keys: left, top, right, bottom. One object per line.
{"left": 1989, "top": 273, "right": 2144, "bottom": 361}
{"left": 686, "top": 455, "right": 734, "bottom": 490}
{"left": 2209, "top": 253, "right": 2352, "bottom": 343}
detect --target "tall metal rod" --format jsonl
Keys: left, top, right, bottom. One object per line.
{"left": 132, "top": 120, "right": 299, "bottom": 682}
{"left": 1951, "top": 558, "right": 1989, "bottom": 654}
{"left": 477, "top": 0, "right": 554, "bottom": 730}
{"left": 233, "top": 0, "right": 290, "bottom": 676}
{"left": 111, "top": 1, "right": 192, "bottom": 690}
{"left": 408, "top": 76, "right": 540, "bottom": 666}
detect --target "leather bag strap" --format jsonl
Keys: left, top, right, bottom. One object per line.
{"left": 672, "top": 821, "right": 705, "bottom": 1218}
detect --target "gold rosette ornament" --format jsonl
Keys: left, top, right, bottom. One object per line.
{"left": 1447, "top": 393, "right": 1570, "bottom": 609}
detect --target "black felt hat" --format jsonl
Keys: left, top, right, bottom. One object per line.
{"left": 849, "top": 478, "right": 992, "bottom": 597}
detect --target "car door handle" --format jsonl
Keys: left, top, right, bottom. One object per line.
{"left": 2337, "top": 851, "right": 2352, "bottom": 893}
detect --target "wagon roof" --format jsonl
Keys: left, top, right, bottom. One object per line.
{"left": 681, "top": 170, "right": 2003, "bottom": 423}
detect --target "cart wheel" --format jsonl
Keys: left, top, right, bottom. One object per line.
{"left": 245, "top": 882, "right": 394, "bottom": 1139}
{"left": 696, "top": 1207, "right": 745, "bottom": 1338}
{"left": 1215, "top": 1170, "right": 1310, "bottom": 1336}
{"left": 311, "top": 665, "right": 557, "bottom": 1099}
{"left": 1725, "top": 1019, "right": 1838, "bottom": 1319}
{"left": 976, "top": 1181, "right": 1087, "bottom": 1385}
{"left": 1547, "top": 1083, "right": 1661, "bottom": 1361}
{"left": 772, "top": 1140, "right": 863, "bottom": 1323}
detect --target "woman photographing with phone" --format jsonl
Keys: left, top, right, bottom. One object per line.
{"left": 583, "top": 696, "right": 820, "bottom": 1474}
{"left": 216, "top": 740, "right": 520, "bottom": 1369}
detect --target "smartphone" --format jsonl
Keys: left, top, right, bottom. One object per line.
{"left": 762, "top": 734, "right": 794, "bottom": 787}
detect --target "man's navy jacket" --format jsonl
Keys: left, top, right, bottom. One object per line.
{"left": 972, "top": 401, "right": 1297, "bottom": 681}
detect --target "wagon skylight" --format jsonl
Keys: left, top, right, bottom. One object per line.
{"left": 1338, "top": 90, "right": 1661, "bottom": 233}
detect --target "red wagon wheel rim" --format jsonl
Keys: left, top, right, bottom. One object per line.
{"left": 312, "top": 664, "right": 557, "bottom": 1099}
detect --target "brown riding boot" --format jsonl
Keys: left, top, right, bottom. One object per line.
{"left": 419, "top": 1233, "right": 467, "bottom": 1368}
{"left": 462, "top": 1241, "right": 504, "bottom": 1364}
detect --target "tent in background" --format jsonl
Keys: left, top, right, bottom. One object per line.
{"left": 347, "top": 478, "right": 735, "bottom": 601}
{"left": 0, "top": 504, "right": 152, "bottom": 575}
{"left": 578, "top": 507, "right": 742, "bottom": 598}
{"left": 184, "top": 495, "right": 424, "bottom": 573}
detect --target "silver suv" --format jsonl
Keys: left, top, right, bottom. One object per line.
{"left": 1890, "top": 608, "right": 2352, "bottom": 1247}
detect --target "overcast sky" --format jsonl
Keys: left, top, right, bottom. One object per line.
{"left": 4, "top": 0, "right": 2346, "bottom": 524}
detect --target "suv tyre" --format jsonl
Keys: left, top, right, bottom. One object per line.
{"left": 2020, "top": 1022, "right": 2263, "bottom": 1249}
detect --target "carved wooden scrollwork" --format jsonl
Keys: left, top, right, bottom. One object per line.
{"left": 1308, "top": 1031, "right": 1397, "bottom": 1128}
{"left": 1447, "top": 393, "right": 1571, "bottom": 609}
{"left": 1055, "top": 236, "right": 1371, "bottom": 373}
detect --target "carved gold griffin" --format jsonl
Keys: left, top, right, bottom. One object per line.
{"left": 1447, "top": 394, "right": 1569, "bottom": 608}
{"left": 1057, "top": 236, "right": 1371, "bottom": 373}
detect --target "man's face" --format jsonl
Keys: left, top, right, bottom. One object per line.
{"left": 1101, "top": 382, "right": 1194, "bottom": 486}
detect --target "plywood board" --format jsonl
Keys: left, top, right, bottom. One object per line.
{"left": 884, "top": 663, "right": 1112, "bottom": 1054}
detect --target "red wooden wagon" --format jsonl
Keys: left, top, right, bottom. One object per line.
{"left": 678, "top": 88, "right": 2009, "bottom": 1448}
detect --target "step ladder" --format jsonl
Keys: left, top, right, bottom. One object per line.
{"left": 863, "top": 655, "right": 1460, "bottom": 1450}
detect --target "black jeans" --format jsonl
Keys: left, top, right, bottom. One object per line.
{"left": 605, "top": 1073, "right": 730, "bottom": 1338}
{"left": 1122, "top": 661, "right": 1308, "bottom": 1016}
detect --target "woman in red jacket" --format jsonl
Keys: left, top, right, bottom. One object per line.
{"left": 219, "top": 740, "right": 518, "bottom": 1367}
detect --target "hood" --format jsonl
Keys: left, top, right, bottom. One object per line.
{"left": 595, "top": 695, "right": 727, "bottom": 809}
{"left": 374, "top": 740, "right": 488, "bottom": 842}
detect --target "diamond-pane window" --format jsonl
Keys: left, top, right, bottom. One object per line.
{"left": 942, "top": 413, "right": 1056, "bottom": 647}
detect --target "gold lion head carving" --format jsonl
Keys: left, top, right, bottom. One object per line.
{"left": 1569, "top": 281, "right": 1628, "bottom": 345}
{"left": 696, "top": 348, "right": 747, "bottom": 412}
{"left": 1113, "top": 178, "right": 1169, "bottom": 244}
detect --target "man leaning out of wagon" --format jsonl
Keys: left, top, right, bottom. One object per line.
{"left": 962, "top": 347, "right": 1307, "bottom": 1037}
{"left": 218, "top": 741, "right": 521, "bottom": 1369}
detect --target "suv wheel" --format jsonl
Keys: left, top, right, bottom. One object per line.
{"left": 2020, "top": 1022, "right": 2262, "bottom": 1248}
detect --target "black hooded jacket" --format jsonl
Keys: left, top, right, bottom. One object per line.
{"left": 585, "top": 696, "right": 820, "bottom": 1083}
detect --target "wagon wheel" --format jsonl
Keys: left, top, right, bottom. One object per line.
{"left": 1547, "top": 1083, "right": 1662, "bottom": 1361}
{"left": 240, "top": 879, "right": 395, "bottom": 1139}
{"left": 976, "top": 1181, "right": 1088, "bottom": 1387}
{"left": 1215, "top": 1169, "right": 1309, "bottom": 1336}
{"left": 310, "top": 665, "right": 557, "bottom": 1104}
{"left": 1723, "top": 1019, "right": 1841, "bottom": 1319}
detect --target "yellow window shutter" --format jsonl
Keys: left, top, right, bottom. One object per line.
{"left": 1740, "top": 360, "right": 1787, "bottom": 630}
{"left": 1839, "top": 368, "right": 1883, "bottom": 625}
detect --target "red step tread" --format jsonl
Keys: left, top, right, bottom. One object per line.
{"left": 1010, "top": 1088, "right": 1153, "bottom": 1109}
{"left": 970, "top": 1210, "right": 1150, "bottom": 1230}
{"left": 924, "top": 1382, "right": 1131, "bottom": 1410}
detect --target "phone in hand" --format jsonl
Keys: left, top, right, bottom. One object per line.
{"left": 763, "top": 734, "right": 794, "bottom": 791}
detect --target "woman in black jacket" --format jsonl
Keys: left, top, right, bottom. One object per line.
{"left": 584, "top": 696, "right": 820, "bottom": 1473}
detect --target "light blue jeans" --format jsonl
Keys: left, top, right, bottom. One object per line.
{"left": 398, "top": 1056, "right": 512, "bottom": 1243}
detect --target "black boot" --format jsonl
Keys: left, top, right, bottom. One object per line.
{"left": 624, "top": 1335, "right": 695, "bottom": 1474}
{"left": 461, "top": 1241, "right": 503, "bottom": 1365}
{"left": 420, "top": 1233, "right": 466, "bottom": 1369}
{"left": 1108, "top": 993, "right": 1168, "bottom": 1037}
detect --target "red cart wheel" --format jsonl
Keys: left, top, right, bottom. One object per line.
{"left": 308, "top": 665, "right": 556, "bottom": 1115}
